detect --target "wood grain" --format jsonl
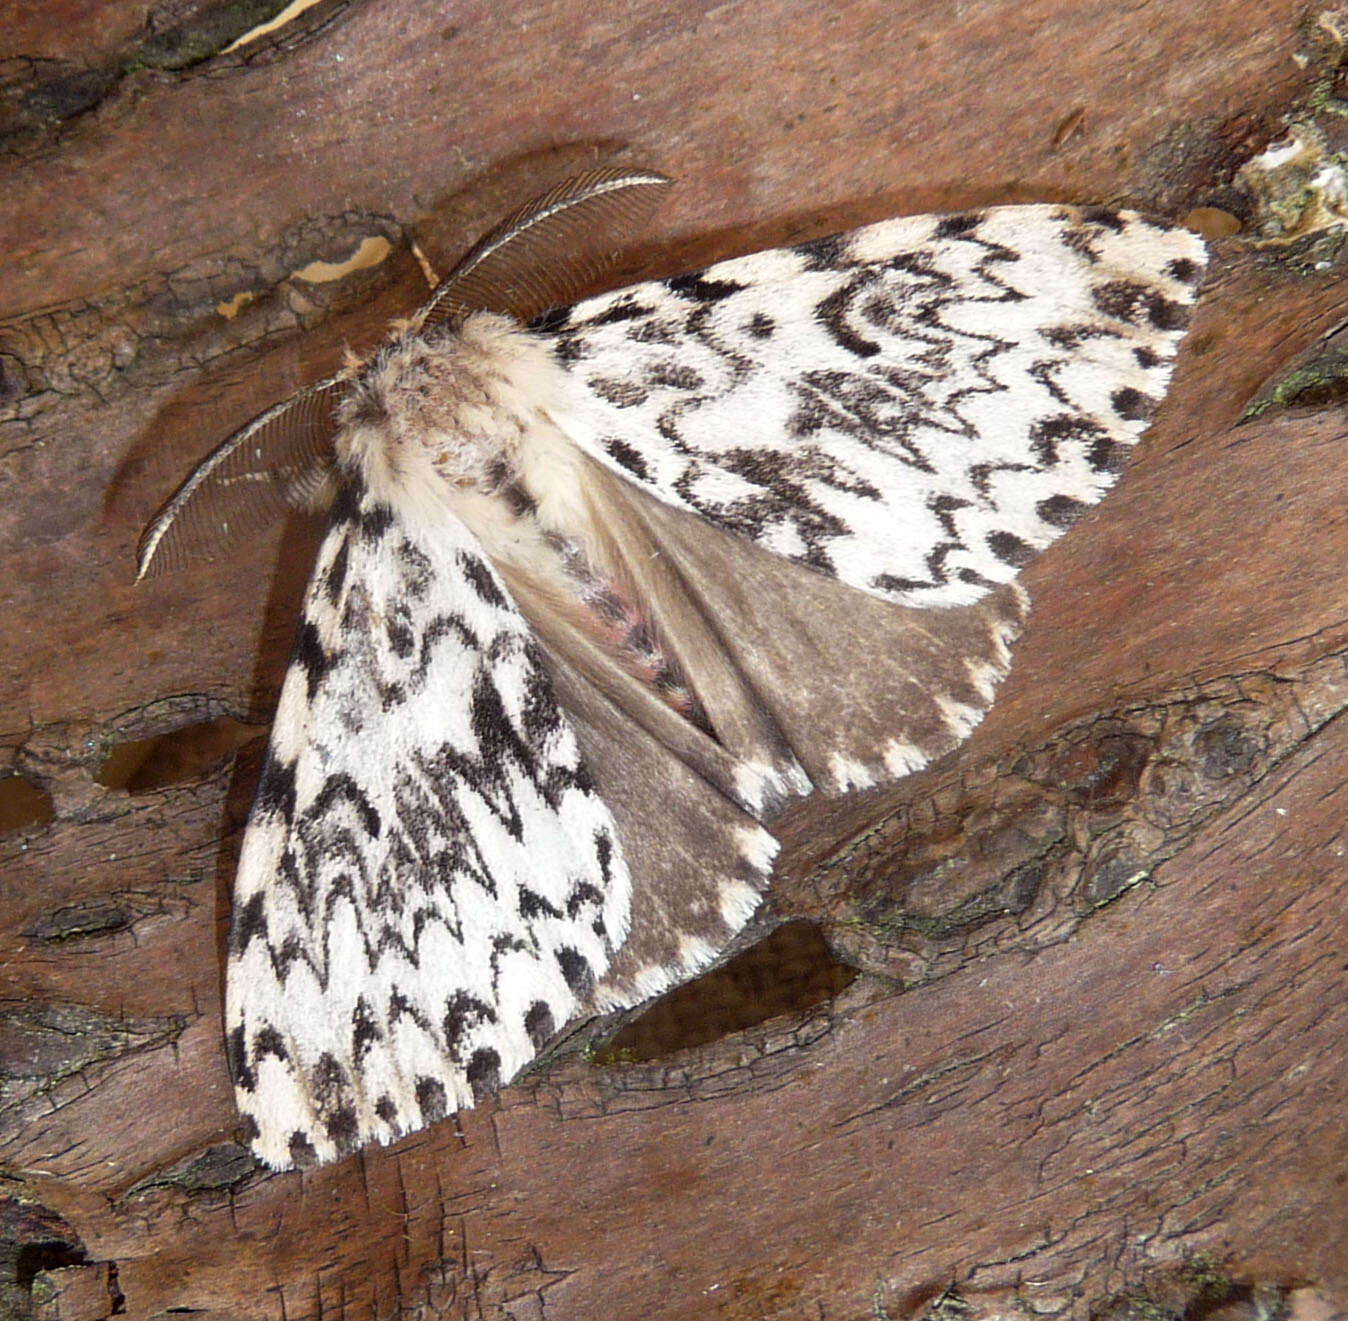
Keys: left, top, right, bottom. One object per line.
{"left": 3, "top": 1, "right": 1345, "bottom": 1317}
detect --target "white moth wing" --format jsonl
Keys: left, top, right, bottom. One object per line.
{"left": 227, "top": 479, "right": 629, "bottom": 1170}
{"left": 543, "top": 203, "right": 1206, "bottom": 608}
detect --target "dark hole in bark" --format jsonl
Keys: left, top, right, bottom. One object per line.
{"left": 1093, "top": 1276, "right": 1275, "bottom": 1321}
{"left": 598, "top": 920, "right": 857, "bottom": 1063}
{"left": 13, "top": 1239, "right": 86, "bottom": 1289}
{"left": 0, "top": 773, "right": 54, "bottom": 834}
{"left": 96, "top": 716, "right": 267, "bottom": 793}
{"left": 1183, "top": 1282, "right": 1259, "bottom": 1321}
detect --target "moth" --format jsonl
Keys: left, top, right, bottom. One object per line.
{"left": 139, "top": 169, "right": 1206, "bottom": 1169}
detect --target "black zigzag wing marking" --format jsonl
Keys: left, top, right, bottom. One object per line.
{"left": 548, "top": 204, "right": 1205, "bottom": 610}
{"left": 226, "top": 480, "right": 631, "bottom": 1170}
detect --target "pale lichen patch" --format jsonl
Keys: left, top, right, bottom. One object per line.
{"left": 290, "top": 235, "right": 393, "bottom": 284}
{"left": 222, "top": 0, "right": 330, "bottom": 54}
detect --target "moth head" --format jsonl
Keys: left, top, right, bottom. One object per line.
{"left": 332, "top": 313, "right": 568, "bottom": 501}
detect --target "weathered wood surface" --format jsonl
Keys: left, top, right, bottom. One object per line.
{"left": 3, "top": 1, "right": 1347, "bottom": 1318}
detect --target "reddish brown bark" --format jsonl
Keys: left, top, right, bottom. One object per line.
{"left": 2, "top": 2, "right": 1346, "bottom": 1318}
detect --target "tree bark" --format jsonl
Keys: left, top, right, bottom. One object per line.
{"left": 2, "top": 2, "right": 1346, "bottom": 1319}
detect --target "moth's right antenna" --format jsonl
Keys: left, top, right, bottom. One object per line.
{"left": 420, "top": 167, "right": 673, "bottom": 330}
{"left": 136, "top": 374, "right": 344, "bottom": 581}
